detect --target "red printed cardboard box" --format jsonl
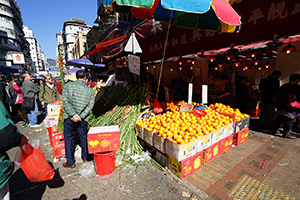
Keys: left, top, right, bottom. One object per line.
{"left": 168, "top": 151, "right": 203, "bottom": 179}
{"left": 87, "top": 125, "right": 120, "bottom": 153}
{"left": 52, "top": 139, "right": 65, "bottom": 159}
{"left": 233, "top": 128, "right": 249, "bottom": 146}
{"left": 220, "top": 134, "right": 233, "bottom": 154}
{"left": 48, "top": 129, "right": 64, "bottom": 147}
{"left": 203, "top": 140, "right": 221, "bottom": 165}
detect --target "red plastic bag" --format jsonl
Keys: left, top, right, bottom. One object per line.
{"left": 153, "top": 99, "right": 163, "bottom": 114}
{"left": 17, "top": 143, "right": 55, "bottom": 182}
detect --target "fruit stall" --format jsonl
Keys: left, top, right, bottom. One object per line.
{"left": 136, "top": 102, "right": 250, "bottom": 179}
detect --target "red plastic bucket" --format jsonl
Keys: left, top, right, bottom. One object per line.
{"left": 93, "top": 151, "right": 116, "bottom": 175}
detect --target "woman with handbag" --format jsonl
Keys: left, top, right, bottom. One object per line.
{"left": 272, "top": 73, "right": 300, "bottom": 139}
{"left": 12, "top": 80, "right": 29, "bottom": 127}
{"left": 22, "top": 73, "right": 40, "bottom": 128}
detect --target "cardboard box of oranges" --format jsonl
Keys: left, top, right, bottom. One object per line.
{"left": 203, "top": 141, "right": 221, "bottom": 164}
{"left": 211, "top": 127, "right": 223, "bottom": 144}
{"left": 153, "top": 132, "right": 166, "bottom": 153}
{"left": 135, "top": 123, "right": 145, "bottom": 140}
{"left": 168, "top": 150, "right": 203, "bottom": 179}
{"left": 233, "top": 127, "right": 249, "bottom": 146}
{"left": 144, "top": 128, "right": 154, "bottom": 146}
{"left": 196, "top": 131, "right": 212, "bottom": 152}
{"left": 220, "top": 134, "right": 233, "bottom": 154}
{"left": 165, "top": 136, "right": 197, "bottom": 162}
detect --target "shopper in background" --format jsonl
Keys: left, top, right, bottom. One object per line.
{"left": 272, "top": 73, "right": 300, "bottom": 139}
{"left": 62, "top": 70, "right": 94, "bottom": 168}
{"left": 53, "top": 78, "right": 62, "bottom": 95}
{"left": 0, "top": 75, "right": 10, "bottom": 112}
{"left": 235, "top": 76, "right": 249, "bottom": 113}
{"left": 39, "top": 75, "right": 61, "bottom": 117}
{"left": 12, "top": 80, "right": 29, "bottom": 127}
{"left": 22, "top": 73, "right": 40, "bottom": 128}
{"left": 218, "top": 75, "right": 234, "bottom": 107}
{"left": 259, "top": 70, "right": 281, "bottom": 132}
{"left": 0, "top": 101, "right": 29, "bottom": 200}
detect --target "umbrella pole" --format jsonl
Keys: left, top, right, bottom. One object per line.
{"left": 156, "top": 10, "right": 173, "bottom": 99}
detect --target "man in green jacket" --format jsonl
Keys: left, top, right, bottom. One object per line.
{"left": 62, "top": 70, "right": 94, "bottom": 168}
{"left": 0, "top": 101, "right": 29, "bottom": 199}
{"left": 39, "top": 75, "right": 61, "bottom": 117}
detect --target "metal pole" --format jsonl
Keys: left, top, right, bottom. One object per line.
{"left": 156, "top": 11, "right": 173, "bottom": 99}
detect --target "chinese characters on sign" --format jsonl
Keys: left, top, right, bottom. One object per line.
{"left": 147, "top": 1, "right": 299, "bottom": 54}
{"left": 12, "top": 53, "right": 25, "bottom": 64}
{"left": 128, "top": 54, "right": 140, "bottom": 75}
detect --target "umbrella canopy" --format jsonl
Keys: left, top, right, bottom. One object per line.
{"left": 67, "top": 58, "right": 105, "bottom": 67}
{"left": 104, "top": 0, "right": 241, "bottom": 32}
{"left": 64, "top": 67, "right": 84, "bottom": 74}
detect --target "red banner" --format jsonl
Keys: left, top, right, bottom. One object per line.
{"left": 141, "top": 0, "right": 300, "bottom": 61}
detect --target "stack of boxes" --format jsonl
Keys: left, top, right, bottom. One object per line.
{"left": 45, "top": 101, "right": 65, "bottom": 162}
{"left": 136, "top": 114, "right": 250, "bottom": 179}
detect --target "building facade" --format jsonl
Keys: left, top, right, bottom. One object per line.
{"left": 0, "top": 0, "right": 31, "bottom": 72}
{"left": 60, "top": 18, "right": 92, "bottom": 62}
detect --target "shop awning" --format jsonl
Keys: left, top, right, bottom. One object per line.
{"left": 85, "top": 35, "right": 127, "bottom": 56}
{"left": 0, "top": 66, "right": 18, "bottom": 73}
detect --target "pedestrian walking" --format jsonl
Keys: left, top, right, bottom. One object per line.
{"left": 218, "top": 75, "right": 234, "bottom": 107}
{"left": 39, "top": 75, "right": 61, "bottom": 117}
{"left": 0, "top": 101, "right": 29, "bottom": 200}
{"left": 272, "top": 73, "right": 300, "bottom": 139}
{"left": 12, "top": 80, "right": 29, "bottom": 127}
{"left": 22, "top": 73, "right": 40, "bottom": 128}
{"left": 259, "top": 70, "right": 281, "bottom": 132}
{"left": 62, "top": 70, "right": 94, "bottom": 168}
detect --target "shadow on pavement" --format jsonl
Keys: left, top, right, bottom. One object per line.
{"left": 64, "top": 194, "right": 87, "bottom": 200}
{"left": 10, "top": 163, "right": 64, "bottom": 200}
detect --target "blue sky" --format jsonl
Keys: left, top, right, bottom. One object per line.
{"left": 17, "top": 0, "right": 98, "bottom": 60}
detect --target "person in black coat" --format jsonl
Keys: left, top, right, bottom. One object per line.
{"left": 235, "top": 76, "right": 249, "bottom": 113}
{"left": 259, "top": 70, "right": 281, "bottom": 131}
{"left": 0, "top": 75, "right": 10, "bottom": 112}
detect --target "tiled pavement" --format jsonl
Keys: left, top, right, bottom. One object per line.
{"left": 186, "top": 130, "right": 300, "bottom": 200}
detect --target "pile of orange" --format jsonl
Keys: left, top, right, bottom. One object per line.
{"left": 208, "top": 103, "right": 249, "bottom": 121}
{"left": 137, "top": 106, "right": 234, "bottom": 144}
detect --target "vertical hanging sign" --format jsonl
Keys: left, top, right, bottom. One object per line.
{"left": 188, "top": 83, "right": 193, "bottom": 104}
{"left": 128, "top": 55, "right": 140, "bottom": 75}
{"left": 202, "top": 85, "right": 208, "bottom": 104}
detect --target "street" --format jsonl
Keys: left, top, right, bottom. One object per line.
{"left": 6, "top": 116, "right": 300, "bottom": 200}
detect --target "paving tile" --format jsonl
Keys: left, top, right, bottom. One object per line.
{"left": 212, "top": 179, "right": 225, "bottom": 189}
{"left": 254, "top": 173, "right": 265, "bottom": 181}
{"left": 204, "top": 185, "right": 218, "bottom": 196}
{"left": 218, "top": 186, "right": 230, "bottom": 196}
{"left": 272, "top": 141, "right": 286, "bottom": 147}
{"left": 246, "top": 171, "right": 256, "bottom": 177}
{"left": 236, "top": 168, "right": 248, "bottom": 176}
{"left": 262, "top": 175, "right": 276, "bottom": 186}
{"left": 281, "top": 182, "right": 297, "bottom": 196}
{"left": 258, "top": 153, "right": 274, "bottom": 161}
{"left": 244, "top": 164, "right": 260, "bottom": 175}
{"left": 261, "top": 149, "right": 277, "bottom": 157}
{"left": 197, "top": 180, "right": 212, "bottom": 191}
{"left": 230, "top": 174, "right": 242, "bottom": 182}
{"left": 215, "top": 188, "right": 232, "bottom": 200}
{"left": 211, "top": 193, "right": 223, "bottom": 200}
{"left": 265, "top": 146, "right": 280, "bottom": 154}
{"left": 223, "top": 180, "right": 236, "bottom": 190}
{"left": 248, "top": 160, "right": 263, "bottom": 169}
{"left": 221, "top": 173, "right": 233, "bottom": 182}
{"left": 269, "top": 178, "right": 285, "bottom": 190}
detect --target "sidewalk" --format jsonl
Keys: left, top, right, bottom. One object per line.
{"left": 186, "top": 119, "right": 300, "bottom": 200}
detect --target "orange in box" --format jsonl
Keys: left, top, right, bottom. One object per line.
{"left": 168, "top": 151, "right": 203, "bottom": 179}
{"left": 233, "top": 128, "right": 248, "bottom": 146}
{"left": 220, "top": 134, "right": 233, "bottom": 154}
{"left": 87, "top": 125, "right": 120, "bottom": 154}
{"left": 203, "top": 141, "right": 221, "bottom": 165}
